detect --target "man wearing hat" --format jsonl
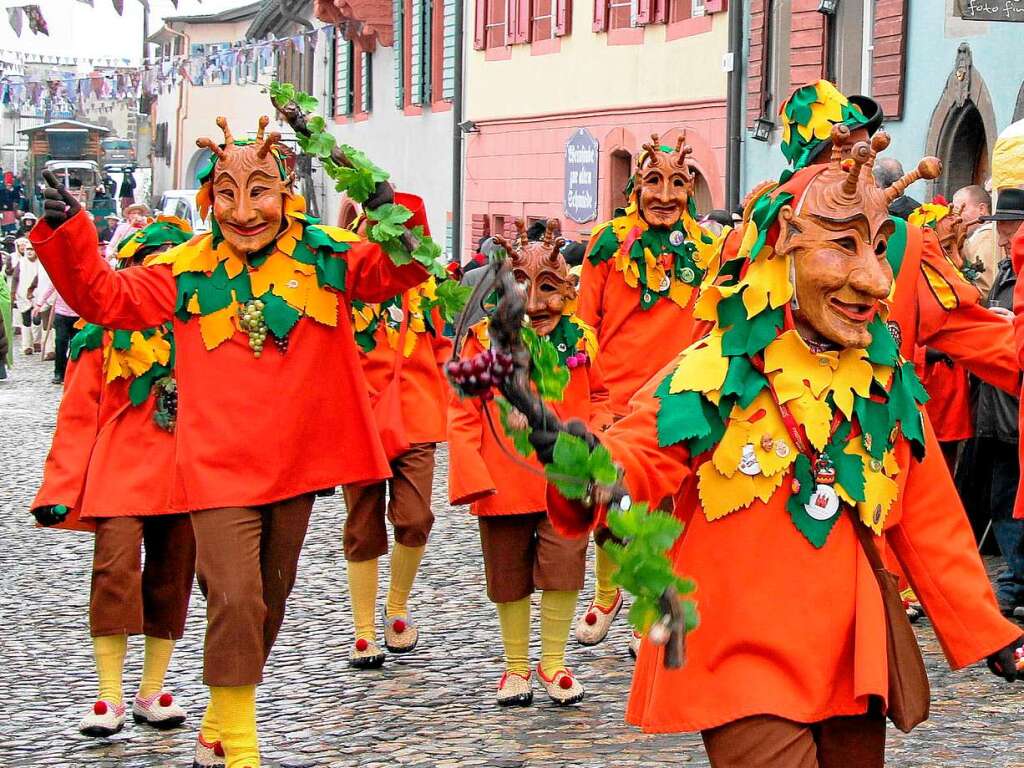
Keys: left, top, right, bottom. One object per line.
{"left": 105, "top": 204, "right": 150, "bottom": 262}
{"left": 17, "top": 211, "right": 37, "bottom": 239}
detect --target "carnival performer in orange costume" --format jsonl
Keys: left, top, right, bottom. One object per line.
{"left": 30, "top": 117, "right": 433, "bottom": 768}
{"left": 448, "top": 220, "right": 612, "bottom": 706}
{"left": 520, "top": 129, "right": 1023, "bottom": 767}
{"left": 31, "top": 216, "right": 195, "bottom": 741}
{"left": 344, "top": 268, "right": 452, "bottom": 668}
{"left": 576, "top": 136, "right": 720, "bottom": 652}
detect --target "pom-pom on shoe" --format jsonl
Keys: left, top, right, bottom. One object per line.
{"left": 192, "top": 734, "right": 226, "bottom": 768}
{"left": 78, "top": 700, "right": 126, "bottom": 737}
{"left": 496, "top": 671, "right": 533, "bottom": 707}
{"left": 132, "top": 691, "right": 187, "bottom": 729}
{"left": 383, "top": 614, "right": 419, "bottom": 653}
{"left": 574, "top": 589, "right": 623, "bottom": 646}
{"left": 536, "top": 665, "right": 585, "bottom": 706}
{"left": 348, "top": 637, "right": 386, "bottom": 669}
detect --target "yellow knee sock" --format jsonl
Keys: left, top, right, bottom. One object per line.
{"left": 495, "top": 597, "right": 531, "bottom": 676}
{"left": 386, "top": 543, "right": 425, "bottom": 619}
{"left": 540, "top": 590, "right": 579, "bottom": 678}
{"left": 200, "top": 699, "right": 220, "bottom": 745}
{"left": 594, "top": 544, "right": 620, "bottom": 611}
{"left": 209, "top": 685, "right": 259, "bottom": 768}
{"left": 93, "top": 634, "right": 128, "bottom": 704}
{"left": 139, "top": 637, "right": 175, "bottom": 697}
{"left": 347, "top": 558, "right": 379, "bottom": 642}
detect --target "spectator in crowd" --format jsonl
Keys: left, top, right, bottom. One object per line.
{"left": 32, "top": 268, "right": 79, "bottom": 384}
{"left": 105, "top": 204, "right": 150, "bottom": 261}
{"left": 955, "top": 184, "right": 1000, "bottom": 299}
{"left": 973, "top": 188, "right": 1024, "bottom": 616}
{"left": 118, "top": 167, "right": 137, "bottom": 214}
{"left": 13, "top": 240, "right": 41, "bottom": 355}
{"left": 562, "top": 240, "right": 585, "bottom": 268}
{"left": 0, "top": 253, "right": 10, "bottom": 381}
{"left": 16, "top": 211, "right": 37, "bottom": 239}
{"left": 873, "top": 156, "right": 921, "bottom": 220}
{"left": 0, "top": 174, "right": 24, "bottom": 234}
{"left": 700, "top": 209, "right": 735, "bottom": 236}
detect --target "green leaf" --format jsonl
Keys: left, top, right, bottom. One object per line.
{"left": 69, "top": 323, "right": 104, "bottom": 360}
{"left": 865, "top": 316, "right": 898, "bottom": 366}
{"left": 721, "top": 355, "right": 766, "bottom": 409}
{"left": 111, "top": 329, "right": 133, "bottom": 350}
{"left": 339, "top": 144, "right": 390, "bottom": 184}
{"left": 785, "top": 454, "right": 840, "bottom": 548}
{"left": 326, "top": 161, "right": 377, "bottom": 203}
{"left": 853, "top": 396, "right": 889, "bottom": 460}
{"left": 545, "top": 432, "right": 592, "bottom": 500}
{"left": 587, "top": 443, "right": 619, "bottom": 486}
{"left": 496, "top": 397, "right": 535, "bottom": 458}
{"left": 366, "top": 203, "right": 414, "bottom": 243}
{"left": 655, "top": 375, "right": 712, "bottom": 447}
{"left": 296, "top": 92, "right": 319, "bottom": 112}
{"left": 522, "top": 326, "right": 570, "bottom": 401}
{"left": 888, "top": 362, "right": 927, "bottom": 447}
{"left": 260, "top": 292, "right": 301, "bottom": 338}
{"left": 298, "top": 130, "right": 335, "bottom": 158}
{"left": 307, "top": 115, "right": 326, "bottom": 133}
{"left": 826, "top": 429, "right": 865, "bottom": 503}
{"left": 269, "top": 80, "right": 297, "bottom": 106}
{"left": 434, "top": 279, "right": 471, "bottom": 323}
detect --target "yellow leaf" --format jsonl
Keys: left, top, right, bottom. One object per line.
{"left": 199, "top": 303, "right": 238, "bottom": 350}
{"left": 697, "top": 461, "right": 757, "bottom": 522}
{"left": 668, "top": 279, "right": 693, "bottom": 308}
{"left": 741, "top": 248, "right": 792, "bottom": 318}
{"left": 882, "top": 449, "right": 900, "bottom": 477}
{"left": 352, "top": 304, "right": 376, "bottom": 332}
{"left": 788, "top": 389, "right": 831, "bottom": 451}
{"left": 712, "top": 419, "right": 750, "bottom": 479}
{"left": 250, "top": 250, "right": 301, "bottom": 298}
{"left": 169, "top": 237, "right": 217, "bottom": 276}
{"left": 751, "top": 469, "right": 786, "bottom": 503}
{"left": 313, "top": 224, "right": 361, "bottom": 244}
{"left": 736, "top": 220, "right": 760, "bottom": 260}
{"left": 304, "top": 285, "right": 339, "bottom": 326}
{"left": 764, "top": 330, "right": 837, "bottom": 403}
{"left": 830, "top": 348, "right": 873, "bottom": 419}
{"left": 669, "top": 331, "right": 729, "bottom": 394}
{"left": 741, "top": 393, "right": 797, "bottom": 477}
{"left": 858, "top": 463, "right": 899, "bottom": 534}
{"left": 276, "top": 273, "right": 314, "bottom": 312}
{"left": 871, "top": 364, "right": 892, "bottom": 388}
{"left": 186, "top": 292, "right": 201, "bottom": 314}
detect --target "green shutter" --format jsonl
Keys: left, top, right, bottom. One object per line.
{"left": 442, "top": 0, "right": 455, "bottom": 101}
{"left": 410, "top": 0, "right": 423, "bottom": 105}
{"left": 334, "top": 36, "right": 351, "bottom": 116}
{"left": 394, "top": 0, "right": 405, "bottom": 108}
{"left": 361, "top": 51, "right": 372, "bottom": 113}
{"left": 422, "top": 0, "right": 433, "bottom": 103}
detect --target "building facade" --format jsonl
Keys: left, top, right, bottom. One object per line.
{"left": 741, "top": 0, "right": 1024, "bottom": 202}
{"left": 462, "top": 0, "right": 730, "bottom": 257}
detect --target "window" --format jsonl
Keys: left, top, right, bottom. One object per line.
{"left": 410, "top": 0, "right": 432, "bottom": 104}
{"left": 360, "top": 51, "right": 372, "bottom": 113}
{"left": 333, "top": 36, "right": 354, "bottom": 117}
{"left": 485, "top": 0, "right": 508, "bottom": 47}
{"left": 828, "top": 0, "right": 867, "bottom": 95}
{"left": 607, "top": 0, "right": 635, "bottom": 30}
{"left": 442, "top": 0, "right": 456, "bottom": 98}
{"left": 532, "top": 0, "right": 555, "bottom": 39}
{"left": 668, "top": 0, "right": 703, "bottom": 23}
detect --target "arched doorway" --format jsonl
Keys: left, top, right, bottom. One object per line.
{"left": 608, "top": 149, "right": 632, "bottom": 217}
{"left": 337, "top": 199, "right": 358, "bottom": 229}
{"left": 183, "top": 147, "right": 212, "bottom": 189}
{"left": 936, "top": 104, "right": 989, "bottom": 197}
{"left": 689, "top": 167, "right": 714, "bottom": 215}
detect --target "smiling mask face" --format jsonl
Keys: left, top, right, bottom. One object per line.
{"left": 495, "top": 220, "right": 576, "bottom": 336}
{"left": 634, "top": 133, "right": 695, "bottom": 230}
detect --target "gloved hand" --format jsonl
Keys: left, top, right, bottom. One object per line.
{"left": 41, "top": 170, "right": 81, "bottom": 227}
{"left": 363, "top": 180, "right": 395, "bottom": 211}
{"left": 33, "top": 504, "right": 69, "bottom": 527}
{"left": 528, "top": 417, "right": 598, "bottom": 466}
{"left": 986, "top": 635, "right": 1024, "bottom": 681}
{"left": 924, "top": 348, "right": 953, "bottom": 367}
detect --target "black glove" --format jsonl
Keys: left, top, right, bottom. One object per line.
{"left": 986, "top": 635, "right": 1024, "bottom": 681}
{"left": 924, "top": 348, "right": 953, "bottom": 367}
{"left": 33, "top": 504, "right": 69, "bottom": 527}
{"left": 363, "top": 180, "right": 395, "bottom": 212}
{"left": 41, "top": 170, "right": 81, "bottom": 227}
{"left": 528, "top": 417, "right": 598, "bottom": 466}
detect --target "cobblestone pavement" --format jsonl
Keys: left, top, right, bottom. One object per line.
{"left": 2, "top": 352, "right": 1023, "bottom": 767}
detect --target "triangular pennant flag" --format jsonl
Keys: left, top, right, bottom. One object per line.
{"left": 7, "top": 8, "right": 23, "bottom": 38}
{"left": 111, "top": 0, "right": 124, "bottom": 15}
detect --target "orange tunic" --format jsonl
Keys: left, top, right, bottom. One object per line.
{"left": 548, "top": 366, "right": 1019, "bottom": 733}
{"left": 578, "top": 256, "right": 697, "bottom": 418}
{"left": 1009, "top": 231, "right": 1024, "bottom": 519}
{"left": 919, "top": 356, "right": 973, "bottom": 443}
{"left": 354, "top": 288, "right": 452, "bottom": 445}
{"left": 31, "top": 344, "right": 180, "bottom": 530}
{"left": 31, "top": 202, "right": 429, "bottom": 512}
{"left": 447, "top": 330, "right": 612, "bottom": 515}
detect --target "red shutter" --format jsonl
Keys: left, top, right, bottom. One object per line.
{"left": 636, "top": 0, "right": 652, "bottom": 25}
{"left": 872, "top": 0, "right": 907, "bottom": 119}
{"left": 555, "top": 0, "right": 572, "bottom": 36}
{"left": 473, "top": 0, "right": 487, "bottom": 48}
{"left": 651, "top": 0, "right": 667, "bottom": 24}
{"left": 704, "top": 0, "right": 726, "bottom": 12}
{"left": 514, "top": 0, "right": 532, "bottom": 43}
{"left": 592, "top": 0, "right": 607, "bottom": 32}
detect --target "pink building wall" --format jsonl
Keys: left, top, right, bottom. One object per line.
{"left": 463, "top": 98, "right": 727, "bottom": 257}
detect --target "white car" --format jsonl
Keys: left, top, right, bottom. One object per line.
{"left": 158, "top": 189, "right": 210, "bottom": 233}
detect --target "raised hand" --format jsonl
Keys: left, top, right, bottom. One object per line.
{"left": 41, "top": 170, "right": 81, "bottom": 227}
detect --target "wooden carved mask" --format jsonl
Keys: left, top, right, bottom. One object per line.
{"left": 495, "top": 219, "right": 576, "bottom": 336}
{"left": 635, "top": 133, "right": 695, "bottom": 229}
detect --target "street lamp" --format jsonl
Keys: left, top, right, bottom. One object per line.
{"left": 751, "top": 117, "right": 774, "bottom": 143}
{"left": 817, "top": 0, "right": 838, "bottom": 14}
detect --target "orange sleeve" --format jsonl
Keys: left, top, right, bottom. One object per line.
{"left": 30, "top": 211, "right": 175, "bottom": 329}
{"left": 30, "top": 347, "right": 103, "bottom": 513}
{"left": 345, "top": 193, "right": 431, "bottom": 304}
{"left": 577, "top": 250, "right": 610, "bottom": 330}
{"left": 445, "top": 336, "right": 496, "bottom": 505}
{"left": 886, "top": 418, "right": 1021, "bottom": 669}
{"left": 916, "top": 228, "right": 1019, "bottom": 395}
{"left": 586, "top": 358, "right": 614, "bottom": 432}
{"left": 1012, "top": 229, "right": 1024, "bottom": 369}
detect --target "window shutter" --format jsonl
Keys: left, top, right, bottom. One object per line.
{"left": 394, "top": 0, "right": 405, "bottom": 107}
{"left": 473, "top": 0, "right": 487, "bottom": 48}
{"left": 361, "top": 51, "right": 372, "bottom": 112}
{"left": 443, "top": 0, "right": 456, "bottom": 97}
{"left": 514, "top": 0, "right": 532, "bottom": 43}
{"left": 334, "top": 37, "right": 351, "bottom": 116}
{"left": 651, "top": 0, "right": 666, "bottom": 24}
{"left": 592, "top": 0, "right": 607, "bottom": 32}
{"left": 411, "top": 0, "right": 424, "bottom": 105}
{"left": 703, "top": 0, "right": 725, "bottom": 11}
{"left": 422, "top": 0, "right": 433, "bottom": 102}
{"left": 872, "top": 0, "right": 907, "bottom": 120}
{"left": 554, "top": 0, "right": 571, "bottom": 35}
{"left": 636, "top": 0, "right": 651, "bottom": 25}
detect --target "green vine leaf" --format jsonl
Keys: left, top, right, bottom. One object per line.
{"left": 366, "top": 203, "right": 414, "bottom": 242}
{"left": 521, "top": 326, "right": 570, "bottom": 401}
{"left": 545, "top": 432, "right": 591, "bottom": 499}
{"left": 496, "top": 397, "right": 535, "bottom": 458}
{"left": 433, "top": 279, "right": 471, "bottom": 323}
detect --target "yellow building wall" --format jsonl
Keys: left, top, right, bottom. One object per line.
{"left": 466, "top": 11, "right": 729, "bottom": 120}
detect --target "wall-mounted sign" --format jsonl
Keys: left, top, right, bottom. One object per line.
{"left": 565, "top": 128, "right": 599, "bottom": 224}
{"left": 958, "top": 0, "right": 1024, "bottom": 21}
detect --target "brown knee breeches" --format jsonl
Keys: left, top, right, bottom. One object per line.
{"left": 191, "top": 495, "right": 313, "bottom": 687}
{"left": 477, "top": 512, "right": 587, "bottom": 603}
{"left": 342, "top": 442, "right": 436, "bottom": 562}
{"left": 90, "top": 514, "right": 196, "bottom": 639}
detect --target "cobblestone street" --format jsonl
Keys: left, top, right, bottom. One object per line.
{"left": 2, "top": 353, "right": 1023, "bottom": 767}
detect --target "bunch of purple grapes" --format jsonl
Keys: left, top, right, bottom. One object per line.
{"left": 446, "top": 349, "right": 515, "bottom": 400}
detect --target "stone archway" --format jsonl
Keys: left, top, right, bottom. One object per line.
{"left": 924, "top": 42, "right": 999, "bottom": 199}
{"left": 183, "top": 147, "right": 213, "bottom": 189}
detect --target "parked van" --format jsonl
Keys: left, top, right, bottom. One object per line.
{"left": 158, "top": 189, "right": 210, "bottom": 233}
{"left": 101, "top": 137, "right": 135, "bottom": 164}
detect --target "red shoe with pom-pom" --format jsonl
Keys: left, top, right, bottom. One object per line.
{"left": 536, "top": 664, "right": 585, "bottom": 706}
{"left": 192, "top": 733, "right": 226, "bottom": 768}
{"left": 78, "top": 699, "right": 126, "bottom": 737}
{"left": 132, "top": 690, "right": 187, "bottom": 729}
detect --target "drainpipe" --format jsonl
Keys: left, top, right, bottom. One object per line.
{"left": 450, "top": 0, "right": 465, "bottom": 264}
{"left": 165, "top": 26, "right": 189, "bottom": 190}
{"left": 724, "top": 2, "right": 744, "bottom": 210}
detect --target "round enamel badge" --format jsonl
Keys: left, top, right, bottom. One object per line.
{"left": 738, "top": 443, "right": 762, "bottom": 476}
{"left": 669, "top": 230, "right": 685, "bottom": 246}
{"left": 805, "top": 484, "right": 840, "bottom": 521}
{"left": 680, "top": 267, "right": 696, "bottom": 284}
